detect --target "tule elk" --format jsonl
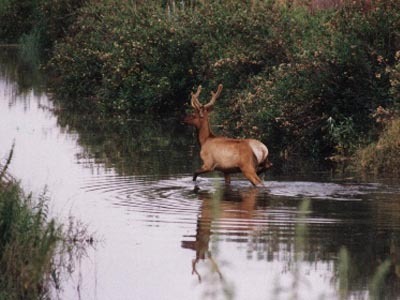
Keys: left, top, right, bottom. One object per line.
{"left": 183, "top": 84, "right": 272, "bottom": 186}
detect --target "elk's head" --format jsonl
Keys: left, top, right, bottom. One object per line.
{"left": 183, "top": 84, "right": 223, "bottom": 129}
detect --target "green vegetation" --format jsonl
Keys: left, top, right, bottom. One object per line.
{"left": 47, "top": 0, "right": 400, "bottom": 166}
{"left": 0, "top": 183, "right": 59, "bottom": 299}
{"left": 1, "top": 0, "right": 399, "bottom": 169}
{"left": 0, "top": 0, "right": 86, "bottom": 51}
{"left": 46, "top": 1, "right": 286, "bottom": 114}
{"left": 336, "top": 247, "right": 392, "bottom": 300}
{"left": 0, "top": 0, "right": 39, "bottom": 44}
{"left": 0, "top": 151, "right": 90, "bottom": 299}
{"left": 356, "top": 117, "right": 400, "bottom": 175}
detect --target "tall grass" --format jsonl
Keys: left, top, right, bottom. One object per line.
{"left": 0, "top": 143, "right": 14, "bottom": 184}
{"left": 337, "top": 247, "right": 350, "bottom": 299}
{"left": 336, "top": 247, "right": 392, "bottom": 300}
{"left": 0, "top": 153, "right": 91, "bottom": 299}
{"left": 369, "top": 259, "right": 391, "bottom": 300}
{"left": 355, "top": 117, "right": 400, "bottom": 175}
{"left": 197, "top": 182, "right": 236, "bottom": 300}
{"left": 0, "top": 184, "right": 59, "bottom": 298}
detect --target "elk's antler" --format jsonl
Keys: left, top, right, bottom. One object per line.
{"left": 204, "top": 84, "right": 223, "bottom": 109}
{"left": 191, "top": 85, "right": 202, "bottom": 110}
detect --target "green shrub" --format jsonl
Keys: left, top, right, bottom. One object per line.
{"left": 0, "top": 147, "right": 90, "bottom": 298}
{"left": 355, "top": 118, "right": 400, "bottom": 175}
{"left": 220, "top": 2, "right": 400, "bottom": 161}
{"left": 0, "top": 0, "right": 86, "bottom": 55}
{"left": 4, "top": 0, "right": 400, "bottom": 163}
{"left": 0, "top": 0, "right": 38, "bottom": 43}
{"left": 35, "top": 0, "right": 87, "bottom": 50}
{"left": 48, "top": 1, "right": 285, "bottom": 114}
{"left": 0, "top": 184, "right": 60, "bottom": 298}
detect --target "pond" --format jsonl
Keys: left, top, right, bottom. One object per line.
{"left": 1, "top": 47, "right": 400, "bottom": 300}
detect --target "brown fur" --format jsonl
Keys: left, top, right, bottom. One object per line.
{"left": 183, "top": 84, "right": 271, "bottom": 186}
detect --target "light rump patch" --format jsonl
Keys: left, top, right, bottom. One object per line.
{"left": 247, "top": 139, "right": 269, "bottom": 164}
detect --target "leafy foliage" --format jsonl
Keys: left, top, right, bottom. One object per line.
{"left": 221, "top": 2, "right": 400, "bottom": 160}
{"left": 0, "top": 154, "right": 92, "bottom": 298}
{"left": 1, "top": 0, "right": 399, "bottom": 166}
{"left": 355, "top": 117, "right": 400, "bottom": 175}
{"left": 0, "top": 0, "right": 86, "bottom": 50}
{"left": 47, "top": 1, "right": 284, "bottom": 115}
{"left": 0, "top": 0, "right": 39, "bottom": 43}
{"left": 0, "top": 184, "right": 60, "bottom": 298}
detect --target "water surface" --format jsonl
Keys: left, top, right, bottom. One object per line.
{"left": 1, "top": 48, "right": 400, "bottom": 300}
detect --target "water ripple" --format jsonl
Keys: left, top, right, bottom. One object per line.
{"left": 81, "top": 175, "right": 201, "bottom": 225}
{"left": 79, "top": 174, "right": 396, "bottom": 233}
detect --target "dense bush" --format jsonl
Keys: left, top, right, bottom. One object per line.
{"left": 2, "top": 0, "right": 399, "bottom": 165}
{"left": 221, "top": 2, "right": 400, "bottom": 160}
{"left": 0, "top": 0, "right": 39, "bottom": 43}
{"left": 0, "top": 184, "right": 60, "bottom": 299}
{"left": 356, "top": 117, "right": 400, "bottom": 175}
{"left": 47, "top": 0, "right": 400, "bottom": 162}
{"left": 49, "top": 2, "right": 193, "bottom": 114}
{"left": 48, "top": 1, "right": 284, "bottom": 115}
{"left": 35, "top": 0, "right": 87, "bottom": 49}
{"left": 0, "top": 0, "right": 86, "bottom": 50}
{"left": 0, "top": 151, "right": 90, "bottom": 298}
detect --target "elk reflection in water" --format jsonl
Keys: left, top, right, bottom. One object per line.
{"left": 182, "top": 186, "right": 260, "bottom": 283}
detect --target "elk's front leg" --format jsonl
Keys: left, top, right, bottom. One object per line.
{"left": 224, "top": 173, "right": 231, "bottom": 184}
{"left": 193, "top": 164, "right": 213, "bottom": 181}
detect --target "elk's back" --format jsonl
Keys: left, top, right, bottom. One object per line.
{"left": 201, "top": 137, "right": 268, "bottom": 170}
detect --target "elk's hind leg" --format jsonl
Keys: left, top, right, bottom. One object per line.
{"left": 240, "top": 165, "right": 263, "bottom": 186}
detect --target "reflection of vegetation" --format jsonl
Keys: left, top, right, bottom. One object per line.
{"left": 290, "top": 199, "right": 311, "bottom": 300}
{"left": 369, "top": 259, "right": 391, "bottom": 300}
{"left": 0, "top": 47, "right": 46, "bottom": 95}
{"left": 295, "top": 199, "right": 311, "bottom": 255}
{"left": 338, "top": 247, "right": 350, "bottom": 299}
{"left": 0, "top": 154, "right": 92, "bottom": 299}
{"left": 337, "top": 247, "right": 393, "bottom": 300}
{"left": 183, "top": 185, "right": 400, "bottom": 299}
{"left": 55, "top": 110, "right": 197, "bottom": 177}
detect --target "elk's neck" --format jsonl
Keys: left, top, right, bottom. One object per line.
{"left": 197, "top": 120, "right": 214, "bottom": 146}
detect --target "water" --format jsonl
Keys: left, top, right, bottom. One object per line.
{"left": 1, "top": 48, "right": 400, "bottom": 300}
